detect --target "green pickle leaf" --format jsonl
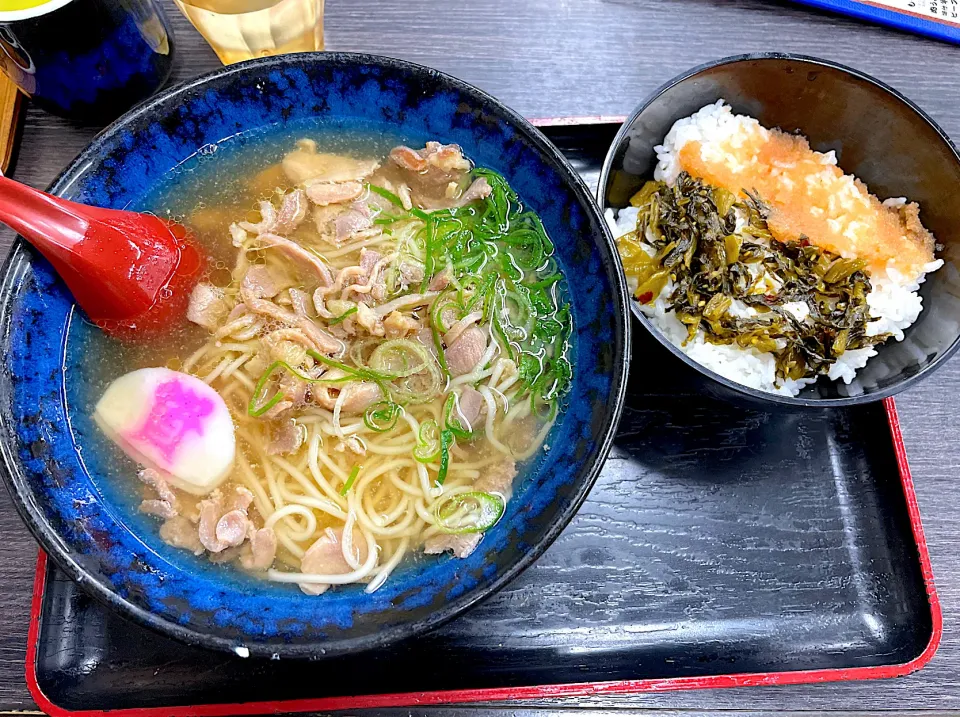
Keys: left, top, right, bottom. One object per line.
{"left": 616, "top": 172, "right": 889, "bottom": 386}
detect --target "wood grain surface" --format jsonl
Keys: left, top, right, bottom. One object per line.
{"left": 0, "top": 74, "right": 23, "bottom": 176}
{"left": 2, "top": 0, "right": 960, "bottom": 714}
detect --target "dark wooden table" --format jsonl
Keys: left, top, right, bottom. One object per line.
{"left": 2, "top": 0, "right": 960, "bottom": 714}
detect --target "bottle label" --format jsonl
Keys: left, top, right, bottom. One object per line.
{"left": 861, "top": 0, "right": 960, "bottom": 26}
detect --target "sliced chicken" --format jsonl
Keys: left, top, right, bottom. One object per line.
{"left": 305, "top": 181, "right": 364, "bottom": 206}
{"left": 273, "top": 189, "right": 308, "bottom": 235}
{"left": 398, "top": 261, "right": 424, "bottom": 288}
{"left": 197, "top": 486, "right": 254, "bottom": 553}
{"left": 281, "top": 371, "right": 308, "bottom": 408}
{"left": 240, "top": 265, "right": 280, "bottom": 303}
{"left": 239, "top": 191, "right": 309, "bottom": 237}
{"left": 383, "top": 311, "right": 419, "bottom": 338}
{"left": 420, "top": 176, "right": 493, "bottom": 210}
{"left": 238, "top": 200, "right": 277, "bottom": 235}
{"left": 207, "top": 545, "right": 243, "bottom": 565}
{"left": 428, "top": 268, "right": 451, "bottom": 292}
{"left": 140, "top": 499, "right": 178, "bottom": 520}
{"left": 241, "top": 528, "right": 278, "bottom": 571}
{"left": 288, "top": 287, "right": 312, "bottom": 317}
{"left": 355, "top": 302, "right": 384, "bottom": 336}
{"left": 359, "top": 248, "right": 381, "bottom": 276}
{"left": 262, "top": 399, "right": 294, "bottom": 420}
{"left": 390, "top": 142, "right": 470, "bottom": 181}
{"left": 282, "top": 139, "right": 379, "bottom": 184}
{"left": 255, "top": 233, "right": 333, "bottom": 286}
{"left": 313, "top": 379, "right": 382, "bottom": 414}
{"left": 453, "top": 385, "right": 485, "bottom": 431}
{"left": 297, "top": 317, "right": 343, "bottom": 355}
{"left": 268, "top": 419, "right": 304, "bottom": 456}
{"left": 215, "top": 510, "right": 249, "bottom": 548}
{"left": 311, "top": 287, "right": 336, "bottom": 319}
{"left": 310, "top": 368, "right": 347, "bottom": 409}
{"left": 458, "top": 176, "right": 492, "bottom": 204}
{"left": 261, "top": 329, "right": 312, "bottom": 363}
{"left": 229, "top": 223, "right": 248, "bottom": 248}
{"left": 340, "top": 381, "right": 383, "bottom": 414}
{"left": 415, "top": 326, "right": 438, "bottom": 357}
{"left": 312, "top": 205, "right": 341, "bottom": 244}
{"left": 312, "top": 202, "right": 377, "bottom": 247}
{"left": 137, "top": 468, "right": 179, "bottom": 519}
{"left": 299, "top": 527, "right": 368, "bottom": 595}
{"left": 244, "top": 297, "right": 343, "bottom": 355}
{"left": 445, "top": 326, "right": 487, "bottom": 376}
{"left": 160, "top": 516, "right": 205, "bottom": 555}
{"left": 424, "top": 532, "right": 482, "bottom": 559}
{"left": 390, "top": 145, "right": 430, "bottom": 173}
{"left": 138, "top": 468, "right": 177, "bottom": 505}
{"left": 443, "top": 311, "right": 483, "bottom": 347}
{"left": 388, "top": 141, "right": 491, "bottom": 210}
{"left": 334, "top": 208, "right": 373, "bottom": 242}
{"left": 474, "top": 459, "right": 518, "bottom": 497}
{"left": 187, "top": 283, "right": 230, "bottom": 332}
{"left": 356, "top": 248, "right": 389, "bottom": 305}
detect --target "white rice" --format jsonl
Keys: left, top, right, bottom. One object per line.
{"left": 608, "top": 101, "right": 943, "bottom": 397}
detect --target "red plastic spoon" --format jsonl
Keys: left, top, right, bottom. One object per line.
{"left": 0, "top": 176, "right": 203, "bottom": 340}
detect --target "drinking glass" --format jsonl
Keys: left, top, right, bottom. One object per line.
{"left": 173, "top": 0, "right": 324, "bottom": 65}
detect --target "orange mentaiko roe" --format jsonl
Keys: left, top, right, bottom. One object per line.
{"left": 677, "top": 130, "right": 936, "bottom": 279}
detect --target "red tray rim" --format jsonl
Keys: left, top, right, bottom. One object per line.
{"left": 24, "top": 397, "right": 943, "bottom": 716}
{"left": 22, "top": 116, "right": 943, "bottom": 712}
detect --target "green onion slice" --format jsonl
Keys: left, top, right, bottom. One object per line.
{"left": 443, "top": 392, "right": 474, "bottom": 439}
{"left": 363, "top": 401, "right": 401, "bottom": 432}
{"left": 366, "top": 183, "right": 403, "bottom": 207}
{"left": 340, "top": 465, "right": 361, "bottom": 496}
{"left": 248, "top": 359, "right": 352, "bottom": 417}
{"left": 430, "top": 289, "right": 462, "bottom": 334}
{"left": 355, "top": 167, "right": 575, "bottom": 416}
{"left": 435, "top": 429, "right": 454, "bottom": 485}
{"left": 435, "top": 491, "right": 505, "bottom": 534}
{"left": 420, "top": 214, "right": 436, "bottom": 293}
{"left": 413, "top": 419, "right": 442, "bottom": 463}
{"left": 328, "top": 306, "right": 358, "bottom": 325}
{"left": 367, "top": 339, "right": 433, "bottom": 379}
{"left": 528, "top": 272, "right": 561, "bottom": 291}
{"left": 309, "top": 351, "right": 397, "bottom": 384}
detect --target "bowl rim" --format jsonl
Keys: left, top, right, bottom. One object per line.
{"left": 597, "top": 51, "right": 960, "bottom": 408}
{"left": 0, "top": 51, "right": 631, "bottom": 658}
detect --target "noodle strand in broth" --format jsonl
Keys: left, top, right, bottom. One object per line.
{"left": 99, "top": 139, "right": 573, "bottom": 594}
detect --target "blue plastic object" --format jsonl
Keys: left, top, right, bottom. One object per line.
{"left": 794, "top": 0, "right": 960, "bottom": 44}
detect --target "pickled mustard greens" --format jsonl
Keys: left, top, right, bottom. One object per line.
{"left": 618, "top": 173, "right": 889, "bottom": 383}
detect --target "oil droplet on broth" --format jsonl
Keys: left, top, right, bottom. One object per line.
{"left": 78, "top": 126, "right": 404, "bottom": 386}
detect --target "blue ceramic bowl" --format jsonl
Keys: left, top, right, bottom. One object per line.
{"left": 0, "top": 53, "right": 630, "bottom": 658}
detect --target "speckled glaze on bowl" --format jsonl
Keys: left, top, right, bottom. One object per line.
{"left": 0, "top": 53, "right": 630, "bottom": 658}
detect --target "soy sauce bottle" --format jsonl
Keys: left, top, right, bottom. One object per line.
{"left": 0, "top": 0, "right": 175, "bottom": 123}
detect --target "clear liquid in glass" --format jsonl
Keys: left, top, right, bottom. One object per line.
{"left": 173, "top": 0, "right": 324, "bottom": 65}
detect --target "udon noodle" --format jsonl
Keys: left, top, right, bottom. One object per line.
{"left": 100, "top": 139, "right": 573, "bottom": 595}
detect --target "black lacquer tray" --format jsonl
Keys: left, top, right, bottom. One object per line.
{"left": 25, "top": 120, "right": 940, "bottom": 716}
